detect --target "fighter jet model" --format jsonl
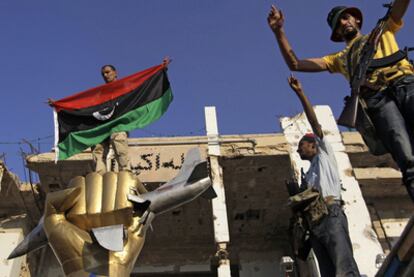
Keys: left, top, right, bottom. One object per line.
{"left": 128, "top": 147, "right": 216, "bottom": 235}
{"left": 8, "top": 148, "right": 216, "bottom": 259}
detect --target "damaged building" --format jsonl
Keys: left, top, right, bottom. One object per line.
{"left": 0, "top": 106, "right": 413, "bottom": 276}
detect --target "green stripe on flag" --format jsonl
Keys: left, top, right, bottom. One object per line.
{"left": 57, "top": 88, "right": 173, "bottom": 160}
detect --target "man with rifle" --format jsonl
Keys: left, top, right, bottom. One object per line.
{"left": 267, "top": 1, "right": 414, "bottom": 202}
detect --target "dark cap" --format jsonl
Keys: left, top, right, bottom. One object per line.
{"left": 327, "top": 6, "right": 363, "bottom": 42}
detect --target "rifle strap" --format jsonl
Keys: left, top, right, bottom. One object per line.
{"left": 346, "top": 36, "right": 367, "bottom": 83}
{"left": 347, "top": 38, "right": 414, "bottom": 79}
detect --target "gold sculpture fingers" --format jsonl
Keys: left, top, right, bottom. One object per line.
{"left": 43, "top": 171, "right": 146, "bottom": 276}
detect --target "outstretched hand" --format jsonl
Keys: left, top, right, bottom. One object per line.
{"left": 47, "top": 98, "right": 54, "bottom": 107}
{"left": 162, "top": 56, "right": 172, "bottom": 68}
{"left": 287, "top": 74, "right": 322, "bottom": 138}
{"left": 287, "top": 74, "right": 303, "bottom": 95}
{"left": 267, "top": 5, "right": 285, "bottom": 32}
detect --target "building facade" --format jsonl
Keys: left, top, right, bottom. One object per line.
{"left": 0, "top": 106, "right": 412, "bottom": 276}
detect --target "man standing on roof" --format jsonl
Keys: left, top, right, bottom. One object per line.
{"left": 93, "top": 58, "right": 171, "bottom": 174}
{"left": 267, "top": 1, "right": 414, "bottom": 201}
{"left": 288, "top": 75, "right": 360, "bottom": 276}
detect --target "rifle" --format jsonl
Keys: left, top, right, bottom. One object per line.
{"left": 337, "top": 2, "right": 394, "bottom": 128}
{"left": 285, "top": 168, "right": 308, "bottom": 196}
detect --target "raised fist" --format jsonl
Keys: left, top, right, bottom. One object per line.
{"left": 43, "top": 171, "right": 147, "bottom": 277}
{"left": 288, "top": 74, "right": 303, "bottom": 95}
{"left": 267, "top": 5, "right": 285, "bottom": 32}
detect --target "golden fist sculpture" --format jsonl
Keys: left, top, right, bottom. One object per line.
{"left": 9, "top": 148, "right": 213, "bottom": 277}
{"left": 43, "top": 171, "right": 147, "bottom": 277}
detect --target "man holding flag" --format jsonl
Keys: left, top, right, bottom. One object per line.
{"left": 92, "top": 59, "right": 170, "bottom": 173}
{"left": 48, "top": 57, "right": 172, "bottom": 172}
{"left": 92, "top": 64, "right": 130, "bottom": 174}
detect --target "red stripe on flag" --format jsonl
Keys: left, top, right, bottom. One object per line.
{"left": 51, "top": 64, "right": 164, "bottom": 112}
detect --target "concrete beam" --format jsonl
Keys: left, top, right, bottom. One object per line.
{"left": 354, "top": 168, "right": 407, "bottom": 198}
{"left": 205, "top": 106, "right": 231, "bottom": 277}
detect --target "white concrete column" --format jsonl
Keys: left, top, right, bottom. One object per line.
{"left": 0, "top": 229, "right": 25, "bottom": 277}
{"left": 280, "top": 105, "right": 383, "bottom": 277}
{"left": 205, "top": 106, "right": 231, "bottom": 277}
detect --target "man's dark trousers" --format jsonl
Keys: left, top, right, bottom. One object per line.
{"left": 310, "top": 204, "right": 360, "bottom": 277}
{"left": 364, "top": 75, "right": 414, "bottom": 201}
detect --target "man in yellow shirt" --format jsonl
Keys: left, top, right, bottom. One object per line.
{"left": 267, "top": 0, "right": 414, "bottom": 202}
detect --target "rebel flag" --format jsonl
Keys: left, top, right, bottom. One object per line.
{"left": 50, "top": 64, "right": 173, "bottom": 160}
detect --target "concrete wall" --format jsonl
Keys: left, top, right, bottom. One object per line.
{"left": 0, "top": 225, "right": 26, "bottom": 277}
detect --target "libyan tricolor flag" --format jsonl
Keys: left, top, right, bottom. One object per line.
{"left": 50, "top": 64, "right": 173, "bottom": 160}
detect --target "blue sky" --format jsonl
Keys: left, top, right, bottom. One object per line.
{"left": 1, "top": 0, "right": 413, "bottom": 178}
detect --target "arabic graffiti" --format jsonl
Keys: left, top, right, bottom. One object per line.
{"left": 131, "top": 153, "right": 185, "bottom": 174}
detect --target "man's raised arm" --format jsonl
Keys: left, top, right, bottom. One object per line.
{"left": 267, "top": 5, "right": 328, "bottom": 72}
{"left": 287, "top": 75, "right": 323, "bottom": 138}
{"left": 390, "top": 0, "right": 410, "bottom": 23}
